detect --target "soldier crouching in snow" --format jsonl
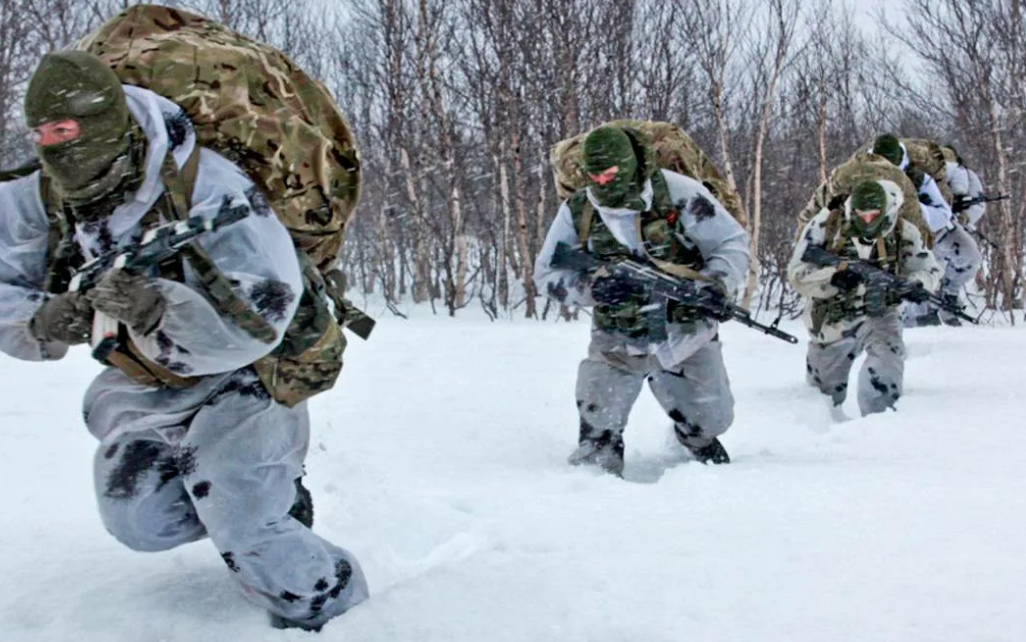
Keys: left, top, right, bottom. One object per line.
{"left": 0, "top": 52, "right": 367, "bottom": 630}
{"left": 788, "top": 179, "right": 941, "bottom": 416}
{"left": 534, "top": 125, "right": 750, "bottom": 477}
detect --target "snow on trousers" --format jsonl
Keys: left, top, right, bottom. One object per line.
{"left": 576, "top": 331, "right": 734, "bottom": 447}
{"left": 87, "top": 367, "right": 368, "bottom": 628}
{"left": 805, "top": 309, "right": 905, "bottom": 415}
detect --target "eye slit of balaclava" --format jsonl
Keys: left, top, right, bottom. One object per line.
{"left": 581, "top": 126, "right": 644, "bottom": 209}
{"left": 848, "top": 180, "right": 889, "bottom": 240}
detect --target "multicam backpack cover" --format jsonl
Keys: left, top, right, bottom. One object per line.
{"left": 75, "top": 4, "right": 366, "bottom": 406}
{"left": 796, "top": 152, "right": 934, "bottom": 249}
{"left": 550, "top": 119, "right": 747, "bottom": 227}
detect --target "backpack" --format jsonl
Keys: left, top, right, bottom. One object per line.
{"left": 550, "top": 120, "right": 747, "bottom": 227}
{"left": 795, "top": 152, "right": 934, "bottom": 249}
{"left": 71, "top": 4, "right": 366, "bottom": 406}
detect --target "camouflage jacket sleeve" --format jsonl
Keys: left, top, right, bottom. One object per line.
{"left": 662, "top": 170, "right": 750, "bottom": 295}
{"left": 918, "top": 173, "right": 954, "bottom": 233}
{"left": 897, "top": 220, "right": 942, "bottom": 292}
{"left": 533, "top": 201, "right": 595, "bottom": 307}
{"left": 127, "top": 149, "right": 302, "bottom": 377}
{"left": 0, "top": 173, "right": 69, "bottom": 362}
{"left": 787, "top": 208, "right": 842, "bottom": 300}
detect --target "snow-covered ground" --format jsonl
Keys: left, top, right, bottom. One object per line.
{"left": 1, "top": 308, "right": 1024, "bottom": 641}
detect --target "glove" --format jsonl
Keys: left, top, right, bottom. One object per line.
{"left": 590, "top": 272, "right": 645, "bottom": 306}
{"left": 829, "top": 268, "right": 863, "bottom": 292}
{"left": 86, "top": 269, "right": 166, "bottom": 336}
{"left": 29, "top": 291, "right": 94, "bottom": 345}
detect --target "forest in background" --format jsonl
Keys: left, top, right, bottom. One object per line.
{"left": 2, "top": 0, "right": 1023, "bottom": 322}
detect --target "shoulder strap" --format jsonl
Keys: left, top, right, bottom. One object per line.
{"left": 567, "top": 191, "right": 594, "bottom": 246}
{"left": 159, "top": 147, "right": 277, "bottom": 344}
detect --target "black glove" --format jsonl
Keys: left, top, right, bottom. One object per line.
{"left": 590, "top": 272, "right": 645, "bottom": 306}
{"left": 829, "top": 268, "right": 863, "bottom": 292}
{"left": 86, "top": 269, "right": 166, "bottom": 336}
{"left": 29, "top": 291, "right": 94, "bottom": 345}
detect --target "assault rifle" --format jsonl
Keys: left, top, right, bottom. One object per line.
{"left": 800, "top": 244, "right": 978, "bottom": 325}
{"left": 551, "top": 242, "right": 799, "bottom": 344}
{"left": 69, "top": 203, "right": 252, "bottom": 361}
{"left": 952, "top": 193, "right": 1008, "bottom": 214}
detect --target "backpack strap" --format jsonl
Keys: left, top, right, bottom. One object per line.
{"left": 158, "top": 148, "right": 278, "bottom": 344}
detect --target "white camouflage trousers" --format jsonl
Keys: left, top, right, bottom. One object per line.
{"left": 576, "top": 331, "right": 734, "bottom": 449}
{"left": 905, "top": 225, "right": 981, "bottom": 325}
{"left": 85, "top": 367, "right": 368, "bottom": 629}
{"left": 806, "top": 309, "right": 905, "bottom": 416}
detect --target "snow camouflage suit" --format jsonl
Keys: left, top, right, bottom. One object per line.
{"left": 788, "top": 179, "right": 942, "bottom": 415}
{"left": 76, "top": 5, "right": 372, "bottom": 406}
{"left": 862, "top": 140, "right": 982, "bottom": 326}
{"left": 0, "top": 87, "right": 368, "bottom": 629}
{"left": 537, "top": 125, "right": 750, "bottom": 471}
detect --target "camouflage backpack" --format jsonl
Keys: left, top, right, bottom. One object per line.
{"left": 795, "top": 152, "right": 934, "bottom": 249}
{"left": 550, "top": 120, "right": 747, "bottom": 226}
{"left": 72, "top": 4, "right": 368, "bottom": 406}
{"left": 858, "top": 137, "right": 952, "bottom": 204}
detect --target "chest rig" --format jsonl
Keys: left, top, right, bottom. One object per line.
{"left": 568, "top": 172, "right": 709, "bottom": 338}
{"left": 811, "top": 211, "right": 905, "bottom": 333}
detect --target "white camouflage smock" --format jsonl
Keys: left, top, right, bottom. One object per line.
{"left": 0, "top": 86, "right": 367, "bottom": 628}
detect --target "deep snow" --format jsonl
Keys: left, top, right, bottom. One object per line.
{"left": 1, "top": 307, "right": 1024, "bottom": 641}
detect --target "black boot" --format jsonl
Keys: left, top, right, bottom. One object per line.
{"left": 288, "top": 477, "right": 314, "bottom": 528}
{"left": 674, "top": 425, "right": 730, "bottom": 464}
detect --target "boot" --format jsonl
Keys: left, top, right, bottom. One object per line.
{"left": 674, "top": 425, "right": 730, "bottom": 464}
{"left": 288, "top": 477, "right": 314, "bottom": 528}
{"left": 568, "top": 429, "right": 625, "bottom": 477}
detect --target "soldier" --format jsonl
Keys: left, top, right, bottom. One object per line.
{"left": 789, "top": 179, "right": 941, "bottom": 415}
{"left": 870, "top": 134, "right": 976, "bottom": 327}
{"left": 534, "top": 125, "right": 750, "bottom": 476}
{"left": 0, "top": 52, "right": 366, "bottom": 631}
{"left": 918, "top": 144, "right": 987, "bottom": 326}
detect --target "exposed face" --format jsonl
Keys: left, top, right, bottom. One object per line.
{"left": 588, "top": 166, "right": 620, "bottom": 186}
{"left": 852, "top": 207, "right": 888, "bottom": 239}
{"left": 31, "top": 119, "right": 81, "bottom": 146}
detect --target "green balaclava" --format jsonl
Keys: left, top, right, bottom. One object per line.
{"left": 872, "top": 133, "right": 903, "bottom": 167}
{"left": 581, "top": 126, "right": 643, "bottom": 209}
{"left": 24, "top": 51, "right": 134, "bottom": 200}
{"left": 848, "top": 181, "right": 890, "bottom": 240}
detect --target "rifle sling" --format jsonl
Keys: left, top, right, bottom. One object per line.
{"left": 158, "top": 148, "right": 277, "bottom": 344}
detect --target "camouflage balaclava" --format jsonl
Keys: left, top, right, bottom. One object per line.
{"left": 872, "top": 133, "right": 903, "bottom": 167}
{"left": 848, "top": 180, "right": 889, "bottom": 240}
{"left": 582, "top": 126, "right": 644, "bottom": 209}
{"left": 24, "top": 51, "right": 136, "bottom": 202}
